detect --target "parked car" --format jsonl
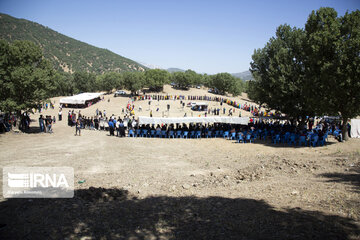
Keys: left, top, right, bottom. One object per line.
{"left": 114, "top": 90, "right": 126, "bottom": 97}
{"left": 187, "top": 102, "right": 197, "bottom": 107}
{"left": 208, "top": 88, "right": 219, "bottom": 94}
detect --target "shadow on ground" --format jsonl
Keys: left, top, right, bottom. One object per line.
{"left": 232, "top": 137, "right": 336, "bottom": 148}
{"left": 23, "top": 126, "right": 43, "bottom": 134}
{"left": 319, "top": 164, "right": 360, "bottom": 193}
{"left": 0, "top": 187, "right": 359, "bottom": 239}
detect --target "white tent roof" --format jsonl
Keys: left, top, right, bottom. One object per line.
{"left": 138, "top": 116, "right": 249, "bottom": 125}
{"left": 60, "top": 93, "right": 103, "bottom": 105}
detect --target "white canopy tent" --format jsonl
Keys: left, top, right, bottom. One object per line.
{"left": 138, "top": 116, "right": 250, "bottom": 125}
{"left": 60, "top": 93, "right": 103, "bottom": 105}
{"left": 350, "top": 119, "right": 360, "bottom": 138}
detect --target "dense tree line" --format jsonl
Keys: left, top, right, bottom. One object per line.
{"left": 248, "top": 8, "right": 360, "bottom": 140}
{"left": 52, "top": 69, "right": 245, "bottom": 96}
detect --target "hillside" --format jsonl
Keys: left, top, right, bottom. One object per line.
{"left": 232, "top": 70, "right": 253, "bottom": 81}
{"left": 167, "top": 68, "right": 185, "bottom": 73}
{"left": 0, "top": 13, "right": 146, "bottom": 74}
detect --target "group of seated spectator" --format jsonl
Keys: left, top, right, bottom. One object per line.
{"left": 65, "top": 107, "right": 346, "bottom": 146}
{"left": 125, "top": 119, "right": 344, "bottom": 147}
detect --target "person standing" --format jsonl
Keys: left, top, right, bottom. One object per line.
{"left": 116, "top": 118, "right": 121, "bottom": 136}
{"left": 347, "top": 121, "right": 351, "bottom": 138}
{"left": 58, "top": 109, "right": 62, "bottom": 121}
{"left": 39, "top": 115, "right": 44, "bottom": 132}
{"left": 119, "top": 120, "right": 125, "bottom": 137}
{"left": 47, "top": 117, "right": 53, "bottom": 133}
{"left": 108, "top": 119, "right": 115, "bottom": 136}
{"left": 75, "top": 119, "right": 81, "bottom": 136}
{"left": 94, "top": 117, "right": 99, "bottom": 130}
{"left": 68, "top": 110, "right": 71, "bottom": 126}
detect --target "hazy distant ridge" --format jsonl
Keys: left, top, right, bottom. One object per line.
{"left": 231, "top": 70, "right": 253, "bottom": 81}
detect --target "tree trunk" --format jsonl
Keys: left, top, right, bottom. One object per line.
{"left": 342, "top": 117, "right": 349, "bottom": 141}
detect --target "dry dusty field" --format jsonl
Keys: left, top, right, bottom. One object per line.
{"left": 0, "top": 85, "right": 359, "bottom": 239}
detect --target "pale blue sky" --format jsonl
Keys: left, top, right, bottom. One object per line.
{"left": 0, "top": 0, "right": 358, "bottom": 74}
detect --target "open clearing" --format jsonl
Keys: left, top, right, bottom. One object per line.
{"left": 0, "top": 86, "right": 359, "bottom": 239}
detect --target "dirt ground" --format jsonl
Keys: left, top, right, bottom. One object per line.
{"left": 0, "top": 85, "right": 359, "bottom": 239}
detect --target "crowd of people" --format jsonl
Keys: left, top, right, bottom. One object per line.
{"left": 0, "top": 94, "right": 350, "bottom": 146}
{"left": 67, "top": 108, "right": 138, "bottom": 137}
{"left": 38, "top": 115, "right": 56, "bottom": 133}
{"left": 0, "top": 112, "right": 57, "bottom": 133}
{"left": 65, "top": 106, "right": 346, "bottom": 147}
{"left": 36, "top": 101, "right": 55, "bottom": 113}
{"left": 131, "top": 94, "right": 281, "bottom": 118}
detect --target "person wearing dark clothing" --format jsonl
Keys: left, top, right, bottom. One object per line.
{"left": 68, "top": 111, "right": 71, "bottom": 126}
{"left": 119, "top": 120, "right": 125, "bottom": 137}
{"left": 25, "top": 114, "right": 30, "bottom": 130}
{"left": 347, "top": 122, "right": 351, "bottom": 138}
{"left": 94, "top": 118, "right": 99, "bottom": 130}
{"left": 39, "top": 115, "right": 45, "bottom": 132}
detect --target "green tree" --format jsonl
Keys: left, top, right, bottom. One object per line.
{"left": 114, "top": 72, "right": 124, "bottom": 90}
{"left": 210, "top": 73, "right": 238, "bottom": 95}
{"left": 0, "top": 40, "right": 56, "bottom": 116}
{"left": 123, "top": 72, "right": 145, "bottom": 95}
{"left": 172, "top": 71, "right": 192, "bottom": 89}
{"left": 144, "top": 69, "right": 169, "bottom": 91}
{"left": 305, "top": 8, "right": 360, "bottom": 140}
{"left": 202, "top": 74, "right": 211, "bottom": 87}
{"left": 97, "top": 72, "right": 123, "bottom": 93}
{"left": 73, "top": 72, "right": 97, "bottom": 93}
{"left": 229, "top": 78, "right": 244, "bottom": 96}
{"left": 249, "top": 8, "right": 360, "bottom": 135}
{"left": 52, "top": 72, "right": 75, "bottom": 96}
{"left": 249, "top": 24, "right": 311, "bottom": 123}
{"left": 185, "top": 69, "right": 202, "bottom": 87}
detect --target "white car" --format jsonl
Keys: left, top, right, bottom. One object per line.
{"left": 187, "top": 102, "right": 197, "bottom": 107}
{"left": 114, "top": 90, "right": 126, "bottom": 97}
